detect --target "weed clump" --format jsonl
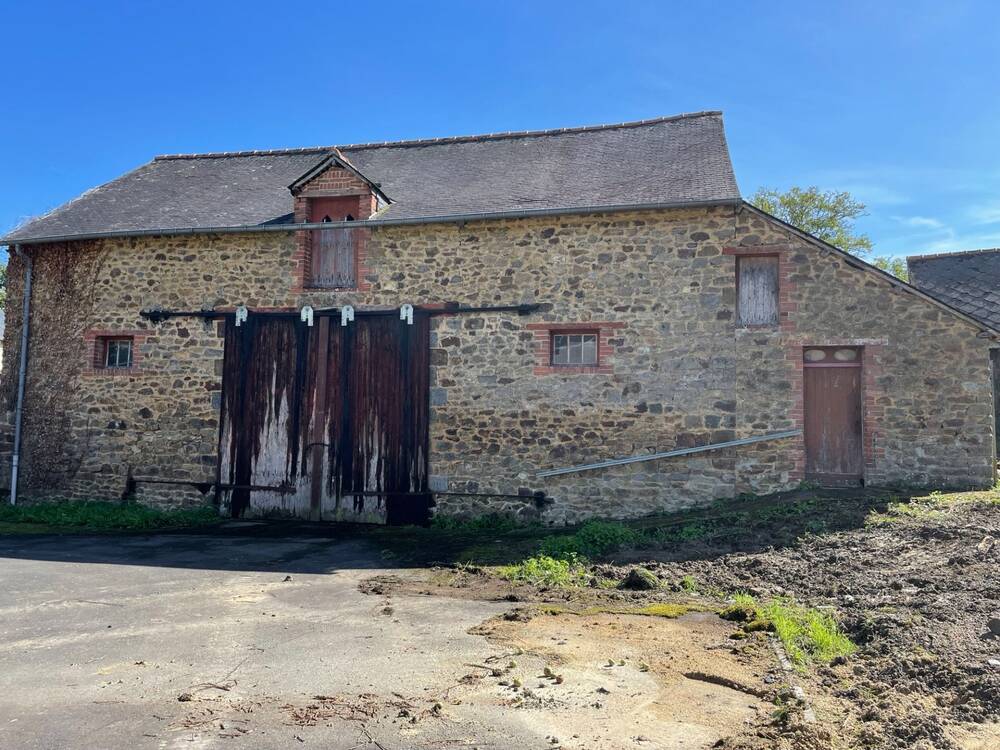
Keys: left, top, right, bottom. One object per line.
{"left": 618, "top": 567, "right": 661, "bottom": 590}
{"left": 720, "top": 592, "right": 758, "bottom": 622}
{"left": 498, "top": 555, "right": 589, "bottom": 587}
{"left": 725, "top": 593, "right": 856, "bottom": 665}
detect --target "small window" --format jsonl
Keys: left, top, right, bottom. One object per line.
{"left": 737, "top": 256, "right": 779, "bottom": 326}
{"left": 103, "top": 338, "right": 133, "bottom": 369}
{"left": 551, "top": 333, "right": 598, "bottom": 366}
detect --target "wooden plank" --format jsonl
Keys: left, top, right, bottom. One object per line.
{"left": 311, "top": 228, "right": 356, "bottom": 287}
{"left": 309, "top": 316, "right": 330, "bottom": 522}
{"left": 737, "top": 256, "right": 779, "bottom": 326}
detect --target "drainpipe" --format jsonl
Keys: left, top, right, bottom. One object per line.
{"left": 9, "top": 244, "right": 31, "bottom": 505}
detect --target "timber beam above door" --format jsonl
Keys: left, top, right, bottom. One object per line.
{"left": 140, "top": 302, "right": 543, "bottom": 323}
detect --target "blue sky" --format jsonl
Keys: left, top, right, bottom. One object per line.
{"left": 2, "top": 1, "right": 999, "bottom": 259}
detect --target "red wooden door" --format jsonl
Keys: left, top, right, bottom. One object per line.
{"left": 803, "top": 347, "right": 863, "bottom": 486}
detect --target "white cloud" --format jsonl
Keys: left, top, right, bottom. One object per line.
{"left": 966, "top": 200, "right": 1000, "bottom": 226}
{"left": 891, "top": 215, "right": 944, "bottom": 230}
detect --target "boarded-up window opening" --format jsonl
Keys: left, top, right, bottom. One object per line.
{"left": 737, "top": 255, "right": 779, "bottom": 326}
{"left": 311, "top": 227, "right": 357, "bottom": 288}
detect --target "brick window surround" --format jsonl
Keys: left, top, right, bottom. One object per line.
{"left": 527, "top": 322, "right": 625, "bottom": 375}
{"left": 84, "top": 330, "right": 150, "bottom": 376}
{"left": 724, "top": 244, "right": 793, "bottom": 330}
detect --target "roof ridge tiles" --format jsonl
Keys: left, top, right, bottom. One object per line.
{"left": 153, "top": 111, "right": 723, "bottom": 160}
{"left": 906, "top": 247, "right": 1000, "bottom": 262}
{"left": 155, "top": 146, "right": 334, "bottom": 161}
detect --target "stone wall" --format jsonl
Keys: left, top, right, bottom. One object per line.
{"left": 1, "top": 204, "right": 995, "bottom": 520}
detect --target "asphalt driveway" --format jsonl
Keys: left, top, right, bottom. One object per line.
{"left": 0, "top": 523, "right": 525, "bottom": 749}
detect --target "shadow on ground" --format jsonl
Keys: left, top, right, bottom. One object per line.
{"left": 0, "top": 487, "right": 908, "bottom": 573}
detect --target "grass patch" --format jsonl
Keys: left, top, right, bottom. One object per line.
{"left": 0, "top": 500, "right": 221, "bottom": 532}
{"left": 430, "top": 513, "right": 532, "bottom": 533}
{"left": 631, "top": 602, "right": 702, "bottom": 618}
{"left": 680, "top": 574, "right": 698, "bottom": 592}
{"left": 867, "top": 487, "right": 1000, "bottom": 526}
{"left": 728, "top": 593, "right": 856, "bottom": 665}
{"left": 538, "top": 520, "right": 639, "bottom": 560}
{"left": 497, "top": 554, "right": 589, "bottom": 587}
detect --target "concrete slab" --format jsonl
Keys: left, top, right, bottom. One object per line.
{"left": 0, "top": 529, "right": 528, "bottom": 749}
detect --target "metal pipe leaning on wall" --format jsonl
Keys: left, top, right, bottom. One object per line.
{"left": 9, "top": 245, "right": 32, "bottom": 506}
{"left": 536, "top": 429, "right": 803, "bottom": 478}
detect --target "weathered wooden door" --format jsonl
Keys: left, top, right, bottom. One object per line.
{"left": 803, "top": 347, "right": 863, "bottom": 486}
{"left": 312, "top": 314, "right": 430, "bottom": 524}
{"left": 218, "top": 317, "right": 313, "bottom": 518}
{"left": 218, "top": 312, "right": 430, "bottom": 524}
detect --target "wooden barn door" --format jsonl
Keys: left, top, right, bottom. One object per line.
{"left": 219, "top": 317, "right": 314, "bottom": 519}
{"left": 312, "top": 314, "right": 431, "bottom": 524}
{"left": 218, "top": 312, "right": 430, "bottom": 524}
{"left": 803, "top": 347, "right": 864, "bottom": 486}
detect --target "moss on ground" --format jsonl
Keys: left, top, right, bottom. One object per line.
{"left": 538, "top": 601, "right": 708, "bottom": 619}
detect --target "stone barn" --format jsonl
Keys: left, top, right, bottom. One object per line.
{"left": 908, "top": 248, "right": 1000, "bottom": 454}
{"left": 1, "top": 111, "right": 996, "bottom": 524}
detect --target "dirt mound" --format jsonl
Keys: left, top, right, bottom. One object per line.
{"left": 631, "top": 500, "right": 1000, "bottom": 749}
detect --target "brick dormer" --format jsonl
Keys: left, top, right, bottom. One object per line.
{"left": 290, "top": 152, "right": 387, "bottom": 292}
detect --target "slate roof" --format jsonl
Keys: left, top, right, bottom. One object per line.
{"left": 2, "top": 112, "right": 739, "bottom": 244}
{"left": 907, "top": 249, "right": 1000, "bottom": 331}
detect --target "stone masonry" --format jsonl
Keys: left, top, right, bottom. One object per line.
{"left": 1, "top": 204, "right": 995, "bottom": 522}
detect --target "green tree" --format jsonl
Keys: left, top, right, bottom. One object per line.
{"left": 750, "top": 186, "right": 906, "bottom": 280}
{"left": 871, "top": 255, "right": 908, "bottom": 282}
{"left": 750, "top": 186, "right": 873, "bottom": 256}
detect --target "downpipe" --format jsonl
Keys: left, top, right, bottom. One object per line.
{"left": 9, "top": 244, "right": 31, "bottom": 505}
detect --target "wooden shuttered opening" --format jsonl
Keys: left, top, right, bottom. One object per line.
{"left": 737, "top": 255, "right": 779, "bottom": 326}
{"left": 311, "top": 227, "right": 357, "bottom": 288}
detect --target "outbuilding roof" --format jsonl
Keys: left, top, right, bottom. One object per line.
{"left": 907, "top": 248, "right": 1000, "bottom": 331}
{"left": 2, "top": 111, "right": 740, "bottom": 244}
